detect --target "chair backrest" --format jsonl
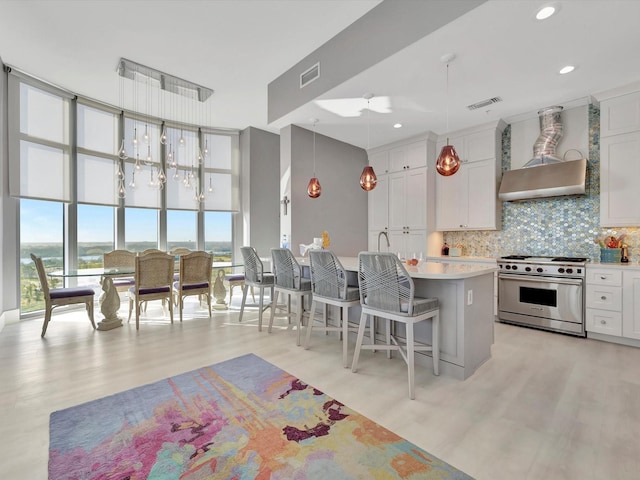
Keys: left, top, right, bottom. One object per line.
{"left": 104, "top": 249, "right": 136, "bottom": 269}
{"left": 139, "top": 248, "right": 163, "bottom": 256}
{"left": 179, "top": 251, "right": 213, "bottom": 286}
{"left": 271, "top": 248, "right": 302, "bottom": 289}
{"left": 240, "top": 246, "right": 265, "bottom": 283}
{"left": 135, "top": 251, "right": 174, "bottom": 290}
{"left": 30, "top": 253, "right": 51, "bottom": 298}
{"left": 358, "top": 252, "right": 415, "bottom": 315}
{"left": 170, "top": 247, "right": 193, "bottom": 256}
{"left": 309, "top": 250, "right": 347, "bottom": 300}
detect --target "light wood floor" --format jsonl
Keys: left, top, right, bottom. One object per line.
{"left": 1, "top": 296, "right": 640, "bottom": 480}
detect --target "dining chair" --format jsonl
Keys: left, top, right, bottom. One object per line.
{"left": 128, "top": 251, "right": 174, "bottom": 329}
{"left": 352, "top": 252, "right": 440, "bottom": 400}
{"left": 30, "top": 253, "right": 96, "bottom": 338}
{"left": 103, "top": 249, "right": 136, "bottom": 293}
{"left": 239, "top": 246, "right": 274, "bottom": 331}
{"left": 269, "top": 248, "right": 312, "bottom": 346}
{"left": 173, "top": 250, "right": 213, "bottom": 322}
{"left": 305, "top": 250, "right": 362, "bottom": 368}
{"left": 169, "top": 247, "right": 192, "bottom": 256}
{"left": 139, "top": 248, "right": 164, "bottom": 256}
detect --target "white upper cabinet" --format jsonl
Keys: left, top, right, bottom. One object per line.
{"left": 600, "top": 91, "right": 640, "bottom": 137}
{"left": 599, "top": 90, "right": 640, "bottom": 227}
{"left": 369, "top": 150, "right": 389, "bottom": 175}
{"left": 389, "top": 140, "right": 427, "bottom": 172}
{"left": 368, "top": 174, "right": 388, "bottom": 232}
{"left": 435, "top": 122, "right": 504, "bottom": 231}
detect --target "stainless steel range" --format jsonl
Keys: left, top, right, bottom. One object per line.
{"left": 497, "top": 255, "right": 588, "bottom": 337}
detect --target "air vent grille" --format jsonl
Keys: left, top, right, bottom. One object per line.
{"left": 467, "top": 96, "right": 502, "bottom": 110}
{"left": 300, "top": 63, "right": 320, "bottom": 88}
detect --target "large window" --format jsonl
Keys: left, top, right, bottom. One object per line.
{"left": 125, "top": 208, "right": 159, "bottom": 252}
{"left": 77, "top": 204, "right": 115, "bottom": 267}
{"left": 20, "top": 199, "right": 64, "bottom": 313}
{"left": 10, "top": 72, "right": 240, "bottom": 315}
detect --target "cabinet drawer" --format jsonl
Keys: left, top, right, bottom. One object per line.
{"left": 586, "top": 308, "right": 622, "bottom": 336}
{"left": 586, "top": 268, "right": 622, "bottom": 286}
{"left": 586, "top": 285, "right": 622, "bottom": 311}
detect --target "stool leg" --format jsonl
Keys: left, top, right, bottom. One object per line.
{"left": 268, "top": 291, "right": 279, "bottom": 333}
{"left": 386, "top": 318, "right": 392, "bottom": 359}
{"left": 407, "top": 322, "right": 415, "bottom": 400}
{"left": 304, "top": 299, "right": 317, "bottom": 350}
{"left": 258, "top": 286, "right": 265, "bottom": 332}
{"left": 432, "top": 312, "right": 440, "bottom": 376}
{"left": 239, "top": 284, "right": 249, "bottom": 323}
{"left": 342, "top": 306, "right": 349, "bottom": 368}
{"left": 351, "top": 312, "right": 368, "bottom": 373}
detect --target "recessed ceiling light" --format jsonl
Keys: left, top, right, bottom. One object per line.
{"left": 393, "top": 123, "right": 402, "bottom": 129}
{"left": 559, "top": 65, "right": 575, "bottom": 75}
{"left": 536, "top": 5, "right": 556, "bottom": 20}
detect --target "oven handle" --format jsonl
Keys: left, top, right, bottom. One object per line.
{"left": 498, "top": 273, "right": 583, "bottom": 286}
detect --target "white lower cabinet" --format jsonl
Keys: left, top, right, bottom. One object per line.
{"left": 623, "top": 270, "right": 640, "bottom": 340}
{"left": 586, "top": 267, "right": 622, "bottom": 336}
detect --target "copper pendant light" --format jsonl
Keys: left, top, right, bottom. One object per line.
{"left": 360, "top": 93, "right": 377, "bottom": 191}
{"left": 436, "top": 54, "right": 461, "bottom": 177}
{"left": 307, "top": 119, "right": 321, "bottom": 198}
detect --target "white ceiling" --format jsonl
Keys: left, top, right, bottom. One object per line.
{"left": 1, "top": 0, "right": 640, "bottom": 150}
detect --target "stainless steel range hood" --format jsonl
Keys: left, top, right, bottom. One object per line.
{"left": 499, "top": 105, "right": 587, "bottom": 202}
{"left": 498, "top": 157, "right": 587, "bottom": 202}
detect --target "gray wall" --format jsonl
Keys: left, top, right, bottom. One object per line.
{"left": 283, "top": 125, "right": 368, "bottom": 256}
{"left": 240, "top": 127, "right": 280, "bottom": 258}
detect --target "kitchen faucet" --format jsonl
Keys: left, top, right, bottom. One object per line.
{"left": 377, "top": 230, "right": 390, "bottom": 252}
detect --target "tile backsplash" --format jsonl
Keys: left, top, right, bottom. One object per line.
{"left": 443, "top": 105, "right": 640, "bottom": 261}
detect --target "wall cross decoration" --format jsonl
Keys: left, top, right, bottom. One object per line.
{"left": 281, "top": 195, "right": 290, "bottom": 216}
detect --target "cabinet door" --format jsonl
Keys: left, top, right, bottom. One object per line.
{"left": 586, "top": 308, "right": 623, "bottom": 336}
{"left": 600, "top": 132, "right": 640, "bottom": 226}
{"left": 369, "top": 151, "right": 389, "bottom": 175}
{"left": 435, "top": 167, "right": 467, "bottom": 230}
{"left": 466, "top": 158, "right": 499, "bottom": 230}
{"left": 389, "top": 147, "right": 407, "bottom": 172}
{"left": 404, "top": 230, "right": 427, "bottom": 258}
{"left": 368, "top": 174, "right": 388, "bottom": 232}
{"left": 465, "top": 129, "right": 497, "bottom": 162}
{"left": 623, "top": 270, "right": 640, "bottom": 340}
{"left": 388, "top": 171, "right": 407, "bottom": 230}
{"left": 406, "top": 141, "right": 427, "bottom": 169}
{"left": 405, "top": 168, "right": 426, "bottom": 230}
{"left": 600, "top": 91, "right": 640, "bottom": 137}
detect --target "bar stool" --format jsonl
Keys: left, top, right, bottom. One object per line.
{"left": 352, "top": 252, "right": 440, "bottom": 400}
{"left": 305, "top": 250, "right": 361, "bottom": 368}
{"left": 239, "top": 247, "right": 274, "bottom": 331}
{"left": 269, "top": 248, "right": 312, "bottom": 346}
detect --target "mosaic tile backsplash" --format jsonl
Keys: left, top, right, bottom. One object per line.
{"left": 443, "top": 105, "right": 640, "bottom": 262}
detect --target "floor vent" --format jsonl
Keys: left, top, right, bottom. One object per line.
{"left": 300, "top": 63, "right": 320, "bottom": 88}
{"left": 467, "top": 96, "right": 502, "bottom": 110}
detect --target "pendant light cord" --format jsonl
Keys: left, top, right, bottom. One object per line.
{"left": 446, "top": 62, "right": 450, "bottom": 142}
{"left": 313, "top": 120, "right": 317, "bottom": 176}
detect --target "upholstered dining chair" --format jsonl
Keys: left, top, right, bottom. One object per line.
{"left": 128, "top": 251, "right": 174, "bottom": 329}
{"left": 103, "top": 249, "right": 136, "bottom": 293}
{"left": 30, "top": 253, "right": 96, "bottom": 338}
{"left": 305, "top": 250, "right": 362, "bottom": 368}
{"left": 239, "top": 246, "right": 274, "bottom": 331}
{"left": 352, "top": 252, "right": 440, "bottom": 400}
{"left": 173, "top": 250, "right": 213, "bottom": 322}
{"left": 269, "top": 248, "right": 312, "bottom": 346}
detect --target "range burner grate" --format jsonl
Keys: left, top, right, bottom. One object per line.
{"left": 551, "top": 257, "right": 588, "bottom": 262}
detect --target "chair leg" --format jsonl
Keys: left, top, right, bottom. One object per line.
{"left": 239, "top": 284, "right": 249, "bottom": 323}
{"left": 207, "top": 291, "right": 212, "bottom": 318}
{"left": 304, "top": 299, "right": 317, "bottom": 350}
{"left": 407, "top": 322, "right": 416, "bottom": 399}
{"left": 179, "top": 296, "right": 183, "bottom": 322}
{"left": 168, "top": 296, "right": 173, "bottom": 323}
{"left": 295, "top": 295, "right": 304, "bottom": 346}
{"left": 87, "top": 301, "right": 96, "bottom": 330}
{"left": 386, "top": 318, "right": 392, "bottom": 359}
{"left": 251, "top": 286, "right": 256, "bottom": 303}
{"left": 268, "top": 291, "right": 279, "bottom": 333}
{"left": 432, "top": 312, "right": 440, "bottom": 376}
{"left": 128, "top": 297, "right": 133, "bottom": 322}
{"left": 136, "top": 301, "right": 141, "bottom": 330}
{"left": 351, "top": 312, "right": 368, "bottom": 373}
{"left": 41, "top": 307, "right": 52, "bottom": 337}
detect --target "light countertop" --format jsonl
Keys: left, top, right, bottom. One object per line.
{"left": 296, "top": 256, "right": 497, "bottom": 280}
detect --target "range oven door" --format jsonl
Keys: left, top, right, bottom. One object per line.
{"left": 498, "top": 273, "right": 584, "bottom": 335}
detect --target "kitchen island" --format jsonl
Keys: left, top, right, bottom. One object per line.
{"left": 297, "top": 256, "right": 497, "bottom": 380}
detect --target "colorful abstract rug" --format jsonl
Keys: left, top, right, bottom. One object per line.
{"left": 49, "top": 353, "right": 472, "bottom": 479}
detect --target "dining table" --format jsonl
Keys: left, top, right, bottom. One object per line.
{"left": 48, "top": 267, "right": 135, "bottom": 331}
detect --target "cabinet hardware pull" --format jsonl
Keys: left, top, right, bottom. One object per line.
{"left": 601, "top": 296, "right": 607, "bottom": 300}
{"left": 600, "top": 320, "right": 606, "bottom": 324}
{"left": 600, "top": 276, "right": 606, "bottom": 280}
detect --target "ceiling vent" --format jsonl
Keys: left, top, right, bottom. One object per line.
{"left": 467, "top": 96, "right": 502, "bottom": 110}
{"left": 300, "top": 62, "right": 320, "bottom": 89}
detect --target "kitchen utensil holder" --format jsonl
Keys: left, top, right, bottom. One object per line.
{"left": 600, "top": 248, "right": 621, "bottom": 263}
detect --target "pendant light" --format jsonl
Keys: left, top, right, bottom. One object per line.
{"left": 359, "top": 93, "right": 377, "bottom": 191}
{"left": 436, "top": 53, "right": 461, "bottom": 177}
{"left": 307, "top": 118, "right": 322, "bottom": 198}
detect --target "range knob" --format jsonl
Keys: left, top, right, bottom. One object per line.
{"left": 512, "top": 265, "right": 518, "bottom": 270}
{"left": 537, "top": 267, "right": 544, "bottom": 273}
{"left": 525, "top": 267, "right": 532, "bottom": 272}
{"left": 566, "top": 268, "right": 573, "bottom": 274}
{"left": 558, "top": 268, "right": 565, "bottom": 273}
{"left": 506, "top": 265, "right": 512, "bottom": 270}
